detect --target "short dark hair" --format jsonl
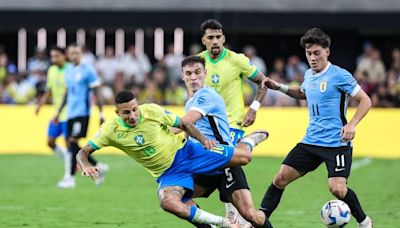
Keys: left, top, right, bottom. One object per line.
{"left": 114, "top": 91, "right": 136, "bottom": 104}
{"left": 181, "top": 55, "right": 205, "bottom": 69}
{"left": 49, "top": 45, "right": 66, "bottom": 55}
{"left": 201, "top": 19, "right": 224, "bottom": 35}
{"left": 300, "top": 28, "right": 331, "bottom": 49}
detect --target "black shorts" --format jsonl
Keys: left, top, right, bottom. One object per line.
{"left": 194, "top": 166, "right": 250, "bottom": 203}
{"left": 283, "top": 143, "right": 353, "bottom": 178}
{"left": 67, "top": 116, "right": 90, "bottom": 138}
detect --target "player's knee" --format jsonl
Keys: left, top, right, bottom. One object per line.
{"left": 159, "top": 196, "right": 177, "bottom": 214}
{"left": 240, "top": 209, "right": 257, "bottom": 223}
{"left": 273, "top": 172, "right": 289, "bottom": 188}
{"left": 47, "top": 140, "right": 56, "bottom": 149}
{"left": 329, "top": 185, "right": 347, "bottom": 199}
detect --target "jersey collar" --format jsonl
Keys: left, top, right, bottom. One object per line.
{"left": 205, "top": 48, "right": 227, "bottom": 64}
{"left": 312, "top": 62, "right": 331, "bottom": 77}
{"left": 118, "top": 112, "right": 143, "bottom": 129}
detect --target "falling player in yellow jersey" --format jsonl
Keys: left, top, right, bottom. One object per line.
{"left": 76, "top": 91, "right": 269, "bottom": 227}
{"left": 35, "top": 46, "right": 72, "bottom": 187}
{"left": 197, "top": 19, "right": 269, "bottom": 224}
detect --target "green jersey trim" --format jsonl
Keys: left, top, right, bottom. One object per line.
{"left": 118, "top": 113, "right": 143, "bottom": 129}
{"left": 88, "top": 140, "right": 100, "bottom": 150}
{"left": 205, "top": 48, "right": 227, "bottom": 64}
{"left": 173, "top": 116, "right": 180, "bottom": 127}
{"left": 248, "top": 68, "right": 259, "bottom": 80}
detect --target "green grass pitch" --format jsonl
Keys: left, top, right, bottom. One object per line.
{"left": 1, "top": 155, "right": 399, "bottom": 227}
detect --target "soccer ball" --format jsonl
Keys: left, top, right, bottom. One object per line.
{"left": 320, "top": 200, "right": 351, "bottom": 227}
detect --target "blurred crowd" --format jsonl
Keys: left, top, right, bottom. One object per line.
{"left": 0, "top": 42, "right": 399, "bottom": 107}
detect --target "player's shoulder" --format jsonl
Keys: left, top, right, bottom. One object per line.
{"left": 329, "top": 64, "right": 353, "bottom": 82}
{"left": 226, "top": 49, "right": 248, "bottom": 62}
{"left": 198, "top": 50, "right": 207, "bottom": 58}
{"left": 100, "top": 117, "right": 121, "bottom": 134}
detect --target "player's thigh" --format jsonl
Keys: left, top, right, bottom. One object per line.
{"left": 47, "top": 121, "right": 62, "bottom": 139}
{"left": 282, "top": 143, "right": 323, "bottom": 175}
{"left": 67, "top": 116, "right": 89, "bottom": 139}
{"left": 319, "top": 146, "right": 352, "bottom": 178}
{"left": 218, "top": 166, "right": 249, "bottom": 203}
{"left": 193, "top": 174, "right": 221, "bottom": 198}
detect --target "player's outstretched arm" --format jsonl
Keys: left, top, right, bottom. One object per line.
{"left": 76, "top": 144, "right": 98, "bottom": 180}
{"left": 171, "top": 110, "right": 203, "bottom": 134}
{"left": 243, "top": 73, "right": 268, "bottom": 127}
{"left": 35, "top": 90, "right": 51, "bottom": 115}
{"left": 262, "top": 77, "right": 306, "bottom": 99}
{"left": 341, "top": 89, "right": 371, "bottom": 142}
{"left": 178, "top": 119, "right": 217, "bottom": 149}
{"left": 92, "top": 86, "right": 105, "bottom": 124}
{"left": 54, "top": 91, "right": 67, "bottom": 123}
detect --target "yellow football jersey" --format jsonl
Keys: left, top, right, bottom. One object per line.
{"left": 46, "top": 64, "right": 68, "bottom": 121}
{"left": 199, "top": 48, "right": 258, "bottom": 129}
{"left": 88, "top": 103, "right": 185, "bottom": 178}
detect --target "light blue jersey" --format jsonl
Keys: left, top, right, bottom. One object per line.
{"left": 65, "top": 63, "right": 100, "bottom": 119}
{"left": 301, "top": 62, "right": 361, "bottom": 147}
{"left": 185, "top": 87, "right": 232, "bottom": 146}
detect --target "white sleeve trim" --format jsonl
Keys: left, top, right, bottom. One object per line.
{"left": 89, "top": 80, "right": 101, "bottom": 88}
{"left": 350, "top": 84, "right": 361, "bottom": 97}
{"left": 190, "top": 107, "right": 206, "bottom": 116}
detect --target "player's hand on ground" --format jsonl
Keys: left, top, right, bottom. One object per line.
{"left": 242, "top": 109, "right": 256, "bottom": 127}
{"left": 81, "top": 166, "right": 99, "bottom": 180}
{"left": 202, "top": 139, "right": 218, "bottom": 149}
{"left": 341, "top": 124, "right": 356, "bottom": 142}
{"left": 262, "top": 77, "right": 280, "bottom": 90}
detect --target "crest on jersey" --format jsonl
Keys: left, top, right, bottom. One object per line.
{"left": 211, "top": 74, "right": 220, "bottom": 84}
{"left": 320, "top": 81, "right": 327, "bottom": 93}
{"left": 134, "top": 134, "right": 145, "bottom": 145}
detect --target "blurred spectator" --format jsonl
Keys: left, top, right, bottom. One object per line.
{"left": 26, "top": 47, "right": 50, "bottom": 89}
{"left": 96, "top": 46, "right": 120, "bottom": 87}
{"left": 285, "top": 55, "right": 308, "bottom": 82}
{"left": 390, "top": 48, "right": 400, "bottom": 74}
{"left": 243, "top": 45, "right": 267, "bottom": 74}
{"left": 0, "top": 51, "right": 17, "bottom": 85}
{"left": 356, "top": 42, "right": 375, "bottom": 65}
{"left": 356, "top": 48, "right": 386, "bottom": 85}
{"left": 152, "top": 66, "right": 169, "bottom": 92}
{"left": 355, "top": 71, "right": 375, "bottom": 96}
{"left": 27, "top": 47, "right": 50, "bottom": 74}
{"left": 138, "top": 79, "right": 163, "bottom": 104}
{"left": 5, "top": 72, "right": 36, "bottom": 104}
{"left": 189, "top": 43, "right": 202, "bottom": 56}
{"left": 120, "top": 45, "right": 151, "bottom": 86}
{"left": 81, "top": 45, "right": 96, "bottom": 66}
{"left": 164, "top": 82, "right": 187, "bottom": 105}
{"left": 164, "top": 43, "right": 185, "bottom": 84}
{"left": 271, "top": 57, "right": 286, "bottom": 80}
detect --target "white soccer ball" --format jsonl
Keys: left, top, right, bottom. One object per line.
{"left": 320, "top": 200, "right": 351, "bottom": 227}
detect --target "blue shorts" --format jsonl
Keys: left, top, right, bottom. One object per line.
{"left": 47, "top": 121, "right": 67, "bottom": 139}
{"left": 229, "top": 128, "right": 245, "bottom": 146}
{"left": 157, "top": 140, "right": 234, "bottom": 202}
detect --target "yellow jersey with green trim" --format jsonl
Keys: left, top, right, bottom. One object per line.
{"left": 46, "top": 64, "right": 68, "bottom": 121}
{"left": 88, "top": 103, "right": 185, "bottom": 178}
{"left": 199, "top": 48, "right": 258, "bottom": 129}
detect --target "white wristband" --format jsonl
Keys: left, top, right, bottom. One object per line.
{"left": 279, "top": 84, "right": 289, "bottom": 93}
{"left": 250, "top": 100, "right": 261, "bottom": 111}
{"left": 99, "top": 112, "right": 105, "bottom": 119}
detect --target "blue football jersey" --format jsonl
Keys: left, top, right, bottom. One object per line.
{"left": 185, "top": 87, "right": 232, "bottom": 146}
{"left": 65, "top": 63, "right": 100, "bottom": 119}
{"left": 300, "top": 63, "right": 361, "bottom": 147}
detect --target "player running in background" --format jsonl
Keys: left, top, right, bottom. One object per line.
{"left": 198, "top": 18, "right": 269, "bottom": 222}
{"left": 260, "top": 28, "right": 373, "bottom": 228}
{"left": 55, "top": 43, "right": 108, "bottom": 188}
{"left": 179, "top": 55, "right": 273, "bottom": 228}
{"left": 76, "top": 90, "right": 269, "bottom": 228}
{"left": 36, "top": 46, "right": 71, "bottom": 186}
